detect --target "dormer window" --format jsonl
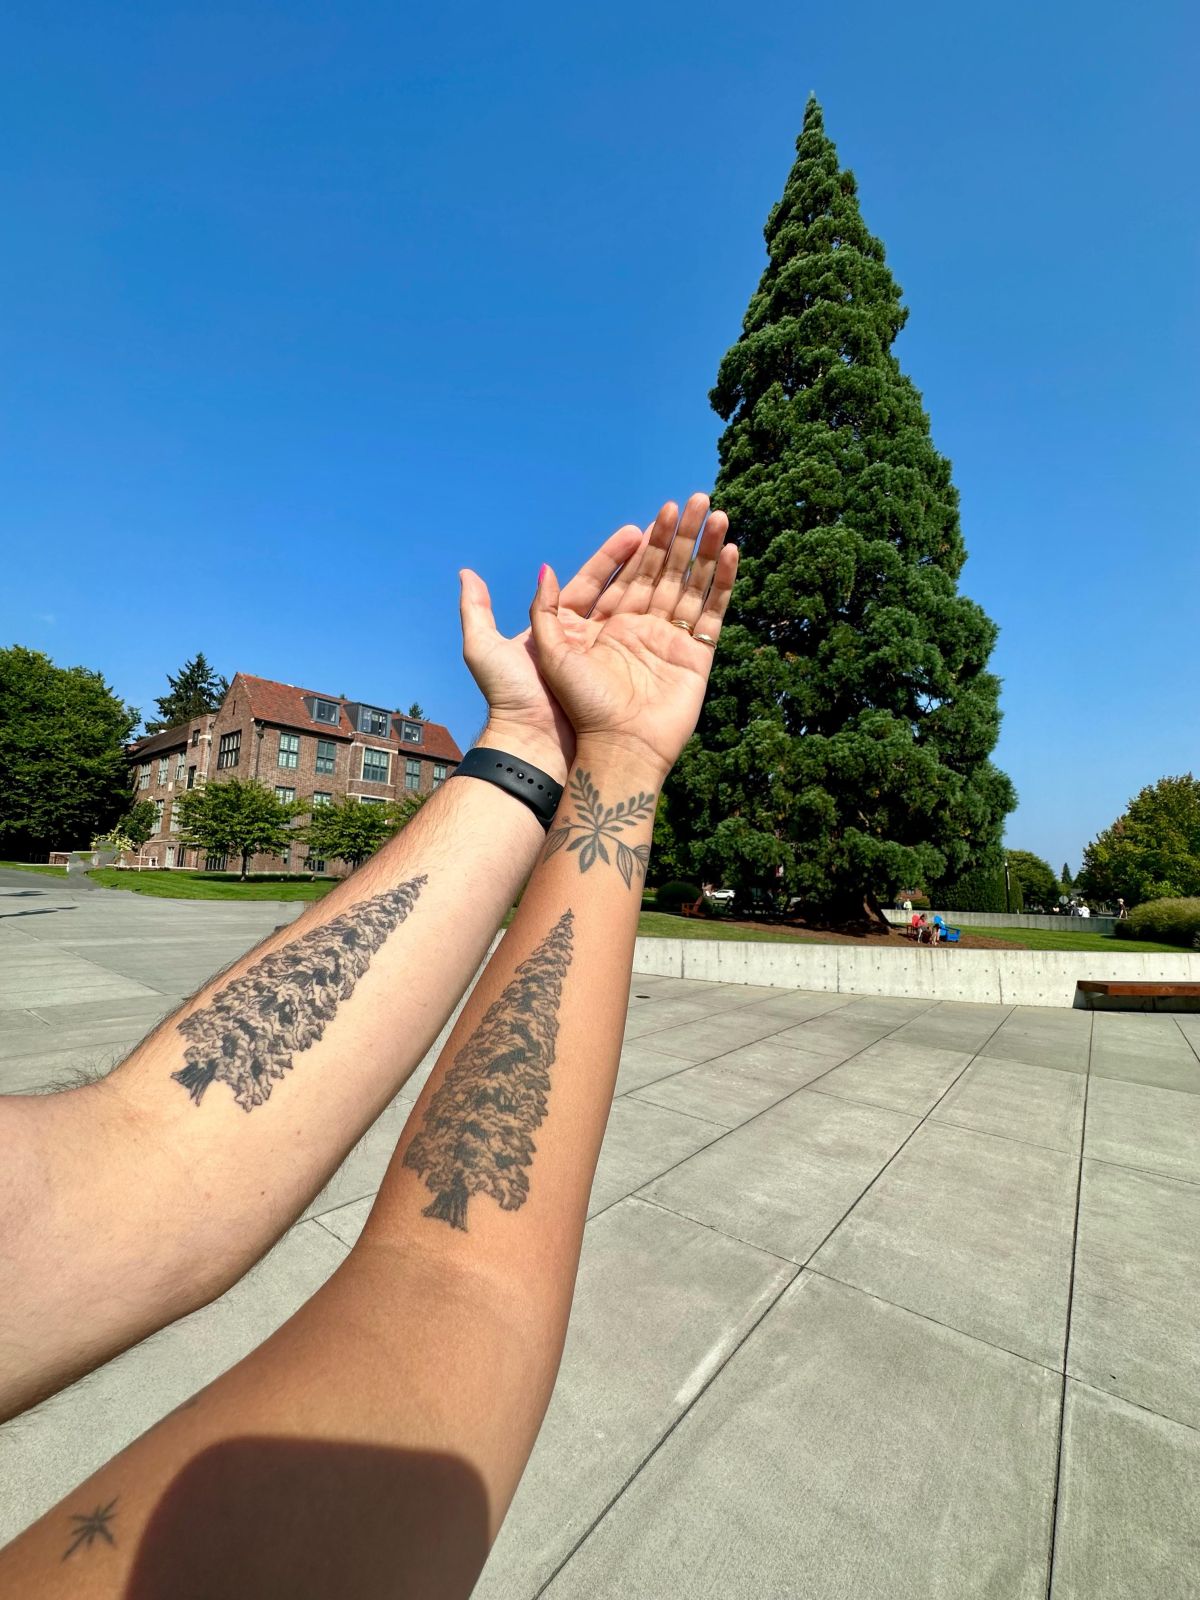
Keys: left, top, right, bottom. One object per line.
{"left": 313, "top": 698, "right": 340, "bottom": 725}
{"left": 401, "top": 720, "right": 422, "bottom": 744}
{"left": 359, "top": 707, "right": 388, "bottom": 737}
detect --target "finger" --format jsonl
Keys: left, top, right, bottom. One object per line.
{"left": 610, "top": 501, "right": 678, "bottom": 615}
{"left": 649, "top": 493, "right": 710, "bottom": 617}
{"left": 559, "top": 524, "right": 643, "bottom": 617}
{"left": 672, "top": 508, "right": 729, "bottom": 627}
{"left": 589, "top": 524, "right": 653, "bottom": 620}
{"left": 692, "top": 543, "right": 739, "bottom": 647}
{"left": 459, "top": 569, "right": 501, "bottom": 661}
{"left": 529, "top": 564, "right": 570, "bottom": 666}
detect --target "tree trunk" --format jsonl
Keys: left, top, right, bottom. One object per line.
{"left": 422, "top": 1182, "right": 469, "bottom": 1232}
{"left": 240, "top": 850, "right": 250, "bottom": 881}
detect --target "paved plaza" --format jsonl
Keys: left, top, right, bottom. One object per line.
{"left": 2, "top": 869, "right": 1199, "bottom": 1596}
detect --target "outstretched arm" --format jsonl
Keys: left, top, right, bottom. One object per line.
{"left": 0, "top": 495, "right": 737, "bottom": 1600}
{"left": 0, "top": 524, "right": 643, "bottom": 1424}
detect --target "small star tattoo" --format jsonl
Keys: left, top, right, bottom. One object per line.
{"left": 62, "top": 1497, "right": 118, "bottom": 1560}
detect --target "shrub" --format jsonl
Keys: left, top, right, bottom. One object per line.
{"left": 938, "top": 867, "right": 1024, "bottom": 914}
{"left": 656, "top": 880, "right": 703, "bottom": 916}
{"left": 1116, "top": 897, "right": 1200, "bottom": 950}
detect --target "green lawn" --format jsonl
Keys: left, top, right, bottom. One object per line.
{"left": 88, "top": 869, "right": 336, "bottom": 901}
{"left": 958, "top": 926, "right": 1191, "bottom": 955}
{"left": 0, "top": 859, "right": 66, "bottom": 876}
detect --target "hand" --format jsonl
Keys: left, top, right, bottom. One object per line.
{"left": 459, "top": 524, "right": 646, "bottom": 783}
{"left": 529, "top": 494, "right": 737, "bottom": 783}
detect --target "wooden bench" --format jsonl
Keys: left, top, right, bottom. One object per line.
{"left": 1077, "top": 980, "right": 1200, "bottom": 1012}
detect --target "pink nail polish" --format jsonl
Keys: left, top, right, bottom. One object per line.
{"left": 538, "top": 564, "right": 548, "bottom": 584}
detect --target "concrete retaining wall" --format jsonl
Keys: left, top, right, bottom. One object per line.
{"left": 632, "top": 938, "right": 1200, "bottom": 1009}
{"left": 882, "top": 909, "right": 1118, "bottom": 936}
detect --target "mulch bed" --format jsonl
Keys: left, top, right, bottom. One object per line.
{"left": 714, "top": 916, "right": 1024, "bottom": 951}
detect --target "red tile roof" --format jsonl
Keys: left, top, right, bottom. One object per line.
{"left": 233, "top": 674, "right": 463, "bottom": 762}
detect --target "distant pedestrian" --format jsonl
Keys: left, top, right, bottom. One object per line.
{"left": 1116, "top": 897, "right": 1128, "bottom": 919}
{"left": 1078, "top": 903, "right": 1091, "bottom": 919}
{"left": 902, "top": 898, "right": 912, "bottom": 915}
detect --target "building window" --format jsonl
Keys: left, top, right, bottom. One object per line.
{"left": 314, "top": 698, "right": 340, "bottom": 724}
{"left": 358, "top": 796, "right": 387, "bottom": 806}
{"left": 432, "top": 763, "right": 448, "bottom": 787}
{"left": 217, "top": 731, "right": 241, "bottom": 769}
{"left": 166, "top": 800, "right": 175, "bottom": 833}
{"left": 315, "top": 739, "right": 336, "bottom": 775}
{"left": 275, "top": 786, "right": 296, "bottom": 804}
{"left": 401, "top": 720, "right": 423, "bottom": 744}
{"left": 153, "top": 798, "right": 165, "bottom": 832}
{"left": 186, "top": 766, "right": 197, "bottom": 790}
{"left": 138, "top": 763, "right": 151, "bottom": 790}
{"left": 405, "top": 758, "right": 421, "bottom": 792}
{"left": 307, "top": 856, "right": 326, "bottom": 873}
{"left": 204, "top": 853, "right": 228, "bottom": 872}
{"left": 279, "top": 847, "right": 290, "bottom": 870}
{"left": 157, "top": 756, "right": 169, "bottom": 783}
{"left": 278, "top": 732, "right": 300, "bottom": 769}
{"left": 175, "top": 752, "right": 186, "bottom": 781}
{"left": 362, "top": 748, "right": 390, "bottom": 784}
{"left": 191, "top": 728, "right": 200, "bottom": 747}
{"left": 359, "top": 707, "right": 388, "bottom": 737}
{"left": 312, "top": 791, "right": 333, "bottom": 808}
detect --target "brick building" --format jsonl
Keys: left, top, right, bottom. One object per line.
{"left": 125, "top": 673, "right": 462, "bottom": 875}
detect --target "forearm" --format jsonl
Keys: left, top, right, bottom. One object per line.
{"left": 0, "top": 743, "right": 657, "bottom": 1598}
{"left": 0, "top": 729, "right": 554, "bottom": 1422}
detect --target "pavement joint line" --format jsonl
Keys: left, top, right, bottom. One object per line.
{"left": 1064, "top": 1374, "right": 1200, "bottom": 1438}
{"left": 531, "top": 1251, "right": 803, "bottom": 1599}
{"left": 793, "top": 1085, "right": 1082, "bottom": 1160}
{"left": 1174, "top": 1015, "right": 1200, "bottom": 1067}
{"left": 1044, "top": 1007, "right": 1094, "bottom": 1600}
{"left": 616, "top": 1095, "right": 730, "bottom": 1132}
{"left": 1079, "top": 1152, "right": 1200, "bottom": 1190}
{"left": 629, "top": 1193, "right": 799, "bottom": 1270}
{"left": 310, "top": 1215, "right": 353, "bottom": 1253}
{"left": 801, "top": 1265, "right": 1064, "bottom": 1376}
{"left": 621, "top": 989, "right": 859, "bottom": 1046}
{"left": 614, "top": 1003, "right": 1010, "bottom": 1229}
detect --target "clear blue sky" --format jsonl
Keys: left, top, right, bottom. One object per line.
{"left": 4, "top": 0, "right": 1196, "bottom": 875}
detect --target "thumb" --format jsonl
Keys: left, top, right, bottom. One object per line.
{"left": 459, "top": 569, "right": 500, "bottom": 663}
{"left": 529, "top": 563, "right": 569, "bottom": 663}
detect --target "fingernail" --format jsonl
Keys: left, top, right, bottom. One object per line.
{"left": 538, "top": 564, "right": 548, "bottom": 585}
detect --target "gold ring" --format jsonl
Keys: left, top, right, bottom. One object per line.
{"left": 693, "top": 631, "right": 718, "bottom": 648}
{"left": 670, "top": 618, "right": 694, "bottom": 633}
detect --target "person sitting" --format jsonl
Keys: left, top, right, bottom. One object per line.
{"left": 930, "top": 914, "right": 946, "bottom": 945}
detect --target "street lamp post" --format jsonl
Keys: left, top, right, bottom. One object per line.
{"left": 1004, "top": 857, "right": 1011, "bottom": 915}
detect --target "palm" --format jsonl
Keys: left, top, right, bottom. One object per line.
{"left": 546, "top": 612, "right": 714, "bottom": 771}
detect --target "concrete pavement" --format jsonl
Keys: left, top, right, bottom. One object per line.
{"left": 2, "top": 869, "right": 1199, "bottom": 1596}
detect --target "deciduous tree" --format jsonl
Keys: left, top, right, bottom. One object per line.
{"left": 175, "top": 778, "right": 300, "bottom": 880}
{"left": 0, "top": 646, "right": 138, "bottom": 858}
{"left": 1080, "top": 775, "right": 1200, "bottom": 906}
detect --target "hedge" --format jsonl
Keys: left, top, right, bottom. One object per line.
{"left": 1113, "top": 897, "right": 1200, "bottom": 949}
{"left": 656, "top": 880, "right": 704, "bottom": 916}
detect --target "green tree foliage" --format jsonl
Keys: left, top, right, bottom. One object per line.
{"left": 121, "top": 799, "right": 157, "bottom": 849}
{"left": 406, "top": 702, "right": 425, "bottom": 719}
{"left": 143, "top": 652, "right": 229, "bottom": 734}
{"left": 175, "top": 778, "right": 301, "bottom": 880}
{"left": 1061, "top": 862, "right": 1074, "bottom": 890}
{"left": 0, "top": 645, "right": 138, "bottom": 857}
{"left": 1079, "top": 775, "right": 1200, "bottom": 906}
{"left": 666, "top": 98, "right": 1014, "bottom": 922}
{"left": 302, "top": 797, "right": 392, "bottom": 870}
{"left": 939, "top": 865, "right": 1023, "bottom": 914}
{"left": 1005, "top": 849, "right": 1059, "bottom": 910}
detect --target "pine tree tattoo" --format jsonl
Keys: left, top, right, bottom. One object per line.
{"left": 173, "top": 878, "right": 426, "bottom": 1112}
{"left": 403, "top": 910, "right": 575, "bottom": 1231}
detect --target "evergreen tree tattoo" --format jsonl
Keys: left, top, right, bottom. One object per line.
{"left": 63, "top": 1497, "right": 117, "bottom": 1559}
{"left": 173, "top": 878, "right": 426, "bottom": 1112}
{"left": 403, "top": 911, "right": 575, "bottom": 1231}
{"left": 544, "top": 770, "right": 654, "bottom": 890}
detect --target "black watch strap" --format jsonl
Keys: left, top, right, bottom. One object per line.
{"left": 453, "top": 747, "right": 564, "bottom": 831}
